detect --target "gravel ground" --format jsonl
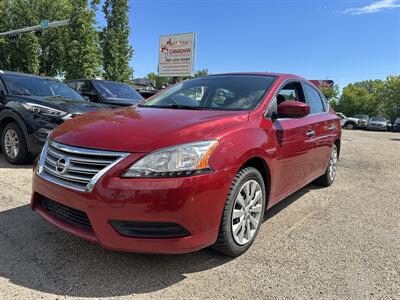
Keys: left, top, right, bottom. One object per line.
{"left": 0, "top": 130, "right": 399, "bottom": 299}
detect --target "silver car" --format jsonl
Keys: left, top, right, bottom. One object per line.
{"left": 367, "top": 117, "right": 388, "bottom": 131}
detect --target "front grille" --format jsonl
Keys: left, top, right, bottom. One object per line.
{"left": 41, "top": 197, "right": 92, "bottom": 230}
{"left": 38, "top": 140, "right": 129, "bottom": 192}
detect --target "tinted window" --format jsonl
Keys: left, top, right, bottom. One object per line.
{"left": 2, "top": 74, "right": 84, "bottom": 100}
{"left": 65, "top": 81, "right": 77, "bottom": 90}
{"left": 304, "top": 84, "right": 324, "bottom": 114}
{"left": 92, "top": 81, "right": 143, "bottom": 102}
{"left": 142, "top": 75, "right": 276, "bottom": 111}
{"left": 76, "top": 81, "right": 96, "bottom": 95}
{"left": 370, "top": 117, "right": 386, "bottom": 122}
{"left": 354, "top": 114, "right": 369, "bottom": 120}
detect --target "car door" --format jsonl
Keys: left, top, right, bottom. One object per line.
{"left": 302, "top": 83, "right": 337, "bottom": 176}
{"left": 266, "top": 81, "right": 316, "bottom": 205}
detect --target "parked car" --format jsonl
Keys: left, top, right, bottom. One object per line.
{"left": 66, "top": 79, "right": 144, "bottom": 107}
{"left": 336, "top": 112, "right": 346, "bottom": 127}
{"left": 336, "top": 113, "right": 359, "bottom": 129}
{"left": 393, "top": 118, "right": 400, "bottom": 132}
{"left": 367, "top": 116, "right": 388, "bottom": 131}
{"left": 353, "top": 114, "right": 369, "bottom": 129}
{"left": 32, "top": 73, "right": 341, "bottom": 256}
{"left": 131, "top": 78, "right": 159, "bottom": 99}
{"left": 386, "top": 118, "right": 392, "bottom": 131}
{"left": 0, "top": 71, "right": 106, "bottom": 164}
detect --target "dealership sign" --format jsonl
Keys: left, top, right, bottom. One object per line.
{"left": 158, "top": 32, "right": 195, "bottom": 77}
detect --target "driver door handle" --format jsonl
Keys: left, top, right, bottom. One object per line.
{"left": 306, "top": 130, "right": 315, "bottom": 138}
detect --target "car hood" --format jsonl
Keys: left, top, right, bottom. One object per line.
{"left": 348, "top": 117, "right": 359, "bottom": 122}
{"left": 102, "top": 97, "right": 142, "bottom": 107}
{"left": 369, "top": 121, "right": 385, "bottom": 125}
{"left": 51, "top": 106, "right": 249, "bottom": 152}
{"left": 13, "top": 95, "right": 107, "bottom": 114}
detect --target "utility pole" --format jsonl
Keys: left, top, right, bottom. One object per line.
{"left": 0, "top": 19, "right": 70, "bottom": 40}
{"left": 0, "top": 20, "right": 70, "bottom": 75}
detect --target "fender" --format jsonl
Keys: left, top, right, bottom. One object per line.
{"left": 0, "top": 108, "right": 30, "bottom": 136}
{"left": 0, "top": 108, "right": 43, "bottom": 154}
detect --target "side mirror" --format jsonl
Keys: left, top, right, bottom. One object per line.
{"left": 277, "top": 101, "right": 310, "bottom": 118}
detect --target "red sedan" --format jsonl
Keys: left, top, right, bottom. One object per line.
{"left": 31, "top": 73, "right": 341, "bottom": 256}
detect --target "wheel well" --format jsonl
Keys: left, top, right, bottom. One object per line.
{"left": 0, "top": 116, "right": 16, "bottom": 134}
{"left": 240, "top": 157, "right": 271, "bottom": 206}
{"left": 335, "top": 139, "right": 341, "bottom": 157}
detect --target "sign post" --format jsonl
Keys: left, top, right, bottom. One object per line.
{"left": 40, "top": 20, "right": 49, "bottom": 30}
{"left": 158, "top": 32, "right": 195, "bottom": 78}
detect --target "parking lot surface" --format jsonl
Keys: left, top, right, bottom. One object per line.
{"left": 0, "top": 130, "right": 399, "bottom": 299}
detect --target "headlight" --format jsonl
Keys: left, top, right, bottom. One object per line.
{"left": 22, "top": 103, "right": 67, "bottom": 117}
{"left": 122, "top": 140, "right": 219, "bottom": 178}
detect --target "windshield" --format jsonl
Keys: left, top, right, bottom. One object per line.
{"left": 370, "top": 117, "right": 386, "bottom": 122}
{"left": 92, "top": 81, "right": 143, "bottom": 102}
{"left": 354, "top": 114, "right": 369, "bottom": 120}
{"left": 396, "top": 118, "right": 400, "bottom": 124}
{"left": 3, "top": 74, "right": 84, "bottom": 100}
{"left": 141, "top": 75, "right": 276, "bottom": 111}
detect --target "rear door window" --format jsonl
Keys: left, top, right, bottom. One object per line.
{"left": 303, "top": 84, "right": 325, "bottom": 114}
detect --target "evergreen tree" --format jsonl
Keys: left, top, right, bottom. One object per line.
{"left": 64, "top": 0, "right": 101, "bottom": 79}
{"left": 102, "top": 0, "right": 133, "bottom": 82}
{"left": 11, "top": 33, "right": 41, "bottom": 74}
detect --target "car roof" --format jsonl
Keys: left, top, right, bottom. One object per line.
{"left": 204, "top": 72, "right": 305, "bottom": 80}
{"left": 65, "top": 79, "right": 130, "bottom": 84}
{"left": 0, "top": 70, "right": 60, "bottom": 82}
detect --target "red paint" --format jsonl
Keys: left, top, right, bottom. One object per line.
{"left": 277, "top": 101, "right": 310, "bottom": 118}
{"left": 31, "top": 73, "right": 341, "bottom": 254}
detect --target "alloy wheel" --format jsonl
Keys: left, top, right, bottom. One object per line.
{"left": 4, "top": 129, "right": 19, "bottom": 159}
{"left": 328, "top": 148, "right": 338, "bottom": 181}
{"left": 231, "top": 179, "right": 263, "bottom": 245}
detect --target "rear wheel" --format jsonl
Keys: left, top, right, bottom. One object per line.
{"left": 315, "top": 145, "right": 338, "bottom": 187}
{"left": 1, "top": 122, "right": 32, "bottom": 164}
{"left": 213, "top": 167, "right": 266, "bottom": 257}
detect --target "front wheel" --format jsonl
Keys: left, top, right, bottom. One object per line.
{"left": 315, "top": 145, "right": 338, "bottom": 187}
{"left": 345, "top": 122, "right": 355, "bottom": 130}
{"left": 1, "top": 122, "right": 32, "bottom": 164}
{"left": 213, "top": 167, "right": 266, "bottom": 257}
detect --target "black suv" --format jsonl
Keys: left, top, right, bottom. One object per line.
{"left": 66, "top": 79, "right": 143, "bottom": 107}
{"left": 0, "top": 71, "right": 106, "bottom": 164}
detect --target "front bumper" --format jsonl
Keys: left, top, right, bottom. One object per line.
{"left": 31, "top": 166, "right": 235, "bottom": 254}
{"left": 367, "top": 124, "right": 386, "bottom": 131}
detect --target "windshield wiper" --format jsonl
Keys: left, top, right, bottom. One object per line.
{"left": 139, "top": 104, "right": 208, "bottom": 110}
{"left": 13, "top": 92, "right": 32, "bottom": 96}
{"left": 48, "top": 95, "right": 66, "bottom": 99}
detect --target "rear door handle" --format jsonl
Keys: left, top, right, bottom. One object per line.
{"left": 306, "top": 130, "right": 315, "bottom": 137}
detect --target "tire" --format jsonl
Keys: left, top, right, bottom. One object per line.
{"left": 1, "top": 122, "right": 33, "bottom": 164}
{"left": 213, "top": 167, "right": 266, "bottom": 257}
{"left": 315, "top": 145, "right": 338, "bottom": 187}
{"left": 345, "top": 122, "right": 355, "bottom": 130}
